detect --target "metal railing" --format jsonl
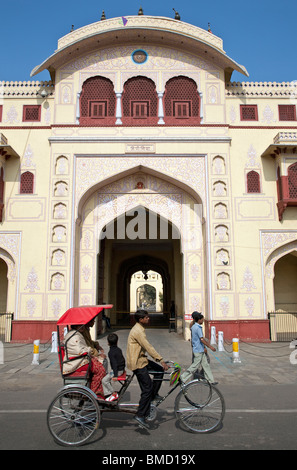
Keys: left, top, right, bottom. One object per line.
{"left": 268, "top": 311, "right": 297, "bottom": 342}
{"left": 0, "top": 313, "right": 14, "bottom": 343}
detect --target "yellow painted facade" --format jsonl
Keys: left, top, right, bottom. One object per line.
{"left": 1, "top": 15, "right": 297, "bottom": 342}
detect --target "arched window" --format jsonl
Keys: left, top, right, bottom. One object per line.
{"left": 80, "top": 76, "right": 116, "bottom": 126}
{"left": 247, "top": 170, "right": 260, "bottom": 193}
{"left": 164, "top": 76, "right": 200, "bottom": 125}
{"left": 122, "top": 76, "right": 158, "bottom": 126}
{"left": 20, "top": 171, "right": 34, "bottom": 194}
{"left": 288, "top": 162, "right": 297, "bottom": 198}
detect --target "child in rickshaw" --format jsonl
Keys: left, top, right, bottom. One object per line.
{"left": 102, "top": 333, "right": 126, "bottom": 402}
{"left": 63, "top": 324, "right": 106, "bottom": 399}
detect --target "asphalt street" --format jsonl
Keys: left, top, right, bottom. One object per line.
{"left": 0, "top": 329, "right": 296, "bottom": 451}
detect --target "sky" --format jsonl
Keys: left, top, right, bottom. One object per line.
{"left": 1, "top": 0, "right": 297, "bottom": 83}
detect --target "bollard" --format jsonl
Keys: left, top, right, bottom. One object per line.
{"left": 218, "top": 331, "right": 225, "bottom": 351}
{"left": 51, "top": 331, "right": 58, "bottom": 353}
{"left": 232, "top": 338, "right": 241, "bottom": 363}
{"left": 32, "top": 339, "right": 40, "bottom": 365}
{"left": 210, "top": 326, "right": 217, "bottom": 346}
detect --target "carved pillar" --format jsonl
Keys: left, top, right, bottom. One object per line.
{"left": 76, "top": 92, "right": 81, "bottom": 124}
{"left": 157, "top": 92, "right": 165, "bottom": 125}
{"left": 199, "top": 92, "right": 204, "bottom": 124}
{"left": 115, "top": 92, "right": 122, "bottom": 125}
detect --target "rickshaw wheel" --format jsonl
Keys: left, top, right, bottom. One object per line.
{"left": 174, "top": 380, "right": 225, "bottom": 433}
{"left": 47, "top": 386, "right": 101, "bottom": 446}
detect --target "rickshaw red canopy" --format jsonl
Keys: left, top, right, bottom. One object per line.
{"left": 57, "top": 305, "right": 113, "bottom": 326}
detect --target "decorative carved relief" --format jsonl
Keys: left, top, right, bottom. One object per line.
{"left": 265, "top": 239, "right": 297, "bottom": 279}
{"left": 54, "top": 203, "right": 67, "bottom": 219}
{"left": 50, "top": 272, "right": 65, "bottom": 290}
{"left": 54, "top": 181, "right": 68, "bottom": 197}
{"left": 219, "top": 296, "right": 230, "bottom": 317}
{"left": 217, "top": 272, "right": 231, "bottom": 290}
{"left": 246, "top": 144, "right": 260, "bottom": 168}
{"left": 23, "top": 145, "right": 36, "bottom": 168}
{"left": 26, "top": 297, "right": 36, "bottom": 317}
{"left": 51, "top": 249, "right": 66, "bottom": 266}
{"left": 55, "top": 156, "right": 69, "bottom": 175}
{"left": 212, "top": 156, "right": 225, "bottom": 175}
{"left": 51, "top": 298, "right": 62, "bottom": 317}
{"left": 213, "top": 181, "right": 227, "bottom": 197}
{"left": 24, "top": 268, "right": 40, "bottom": 293}
{"left": 262, "top": 231, "right": 297, "bottom": 258}
{"left": 214, "top": 203, "right": 228, "bottom": 219}
{"left": 216, "top": 249, "right": 230, "bottom": 266}
{"left": 76, "top": 157, "right": 206, "bottom": 209}
{"left": 241, "top": 267, "right": 256, "bottom": 291}
{"left": 207, "top": 85, "right": 219, "bottom": 104}
{"left": 214, "top": 225, "right": 229, "bottom": 242}
{"left": 52, "top": 225, "right": 67, "bottom": 242}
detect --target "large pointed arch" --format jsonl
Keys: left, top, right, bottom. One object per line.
{"left": 75, "top": 168, "right": 206, "bottom": 338}
{"left": 77, "top": 163, "right": 204, "bottom": 222}
{"left": 265, "top": 239, "right": 297, "bottom": 313}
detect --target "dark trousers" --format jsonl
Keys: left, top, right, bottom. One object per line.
{"left": 134, "top": 360, "right": 164, "bottom": 418}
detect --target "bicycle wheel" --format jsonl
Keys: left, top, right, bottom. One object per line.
{"left": 174, "top": 381, "right": 225, "bottom": 433}
{"left": 47, "top": 386, "right": 101, "bottom": 446}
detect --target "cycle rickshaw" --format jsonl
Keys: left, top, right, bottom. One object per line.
{"left": 47, "top": 306, "right": 225, "bottom": 446}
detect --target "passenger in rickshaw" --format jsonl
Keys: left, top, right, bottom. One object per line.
{"left": 81, "top": 317, "right": 108, "bottom": 371}
{"left": 102, "top": 333, "right": 126, "bottom": 402}
{"left": 63, "top": 324, "right": 106, "bottom": 399}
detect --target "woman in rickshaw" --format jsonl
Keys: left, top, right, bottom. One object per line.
{"left": 63, "top": 322, "right": 106, "bottom": 399}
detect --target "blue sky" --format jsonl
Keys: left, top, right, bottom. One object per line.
{"left": 1, "top": 0, "right": 296, "bottom": 83}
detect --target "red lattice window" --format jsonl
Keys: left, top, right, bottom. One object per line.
{"left": 173, "top": 101, "right": 191, "bottom": 118}
{"left": 132, "top": 101, "right": 149, "bottom": 118}
{"left": 278, "top": 105, "right": 296, "bottom": 121}
{"left": 164, "top": 77, "right": 200, "bottom": 125}
{"left": 89, "top": 101, "right": 107, "bottom": 118}
{"left": 288, "top": 162, "right": 297, "bottom": 198}
{"left": 247, "top": 170, "right": 261, "bottom": 193}
{"left": 23, "top": 105, "right": 41, "bottom": 122}
{"left": 122, "top": 77, "right": 158, "bottom": 126}
{"left": 20, "top": 171, "right": 34, "bottom": 194}
{"left": 240, "top": 105, "right": 258, "bottom": 121}
{"left": 80, "top": 77, "right": 115, "bottom": 126}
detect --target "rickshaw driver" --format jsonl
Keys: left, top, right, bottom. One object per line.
{"left": 126, "top": 310, "right": 169, "bottom": 429}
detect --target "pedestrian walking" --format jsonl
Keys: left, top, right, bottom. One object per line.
{"left": 181, "top": 312, "right": 217, "bottom": 385}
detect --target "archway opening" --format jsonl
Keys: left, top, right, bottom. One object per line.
{"left": 0, "top": 258, "right": 8, "bottom": 312}
{"left": 97, "top": 207, "right": 182, "bottom": 328}
{"left": 274, "top": 251, "right": 297, "bottom": 311}
{"left": 131, "top": 271, "right": 163, "bottom": 312}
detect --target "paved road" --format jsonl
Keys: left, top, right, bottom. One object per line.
{"left": 0, "top": 380, "right": 297, "bottom": 450}
{"left": 0, "top": 329, "right": 296, "bottom": 450}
